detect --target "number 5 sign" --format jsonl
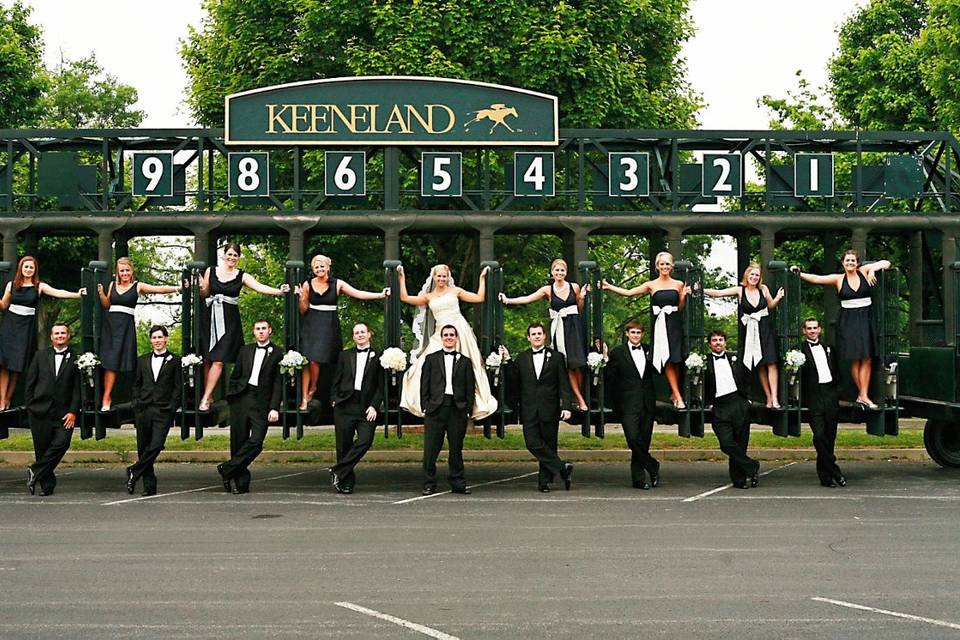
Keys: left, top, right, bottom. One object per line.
{"left": 702, "top": 153, "right": 742, "bottom": 197}
{"left": 228, "top": 152, "right": 270, "bottom": 197}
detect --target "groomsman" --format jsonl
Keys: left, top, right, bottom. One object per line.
{"left": 419, "top": 325, "right": 474, "bottom": 495}
{"left": 799, "top": 317, "right": 846, "bottom": 488}
{"left": 126, "top": 325, "right": 181, "bottom": 496}
{"left": 705, "top": 330, "right": 760, "bottom": 489}
{"left": 25, "top": 324, "right": 80, "bottom": 496}
{"left": 328, "top": 323, "right": 383, "bottom": 494}
{"left": 217, "top": 319, "right": 282, "bottom": 494}
{"left": 501, "top": 322, "right": 575, "bottom": 493}
{"left": 606, "top": 319, "right": 659, "bottom": 489}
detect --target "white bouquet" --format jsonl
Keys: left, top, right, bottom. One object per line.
{"left": 784, "top": 349, "right": 806, "bottom": 374}
{"left": 684, "top": 352, "right": 705, "bottom": 373}
{"left": 76, "top": 352, "right": 100, "bottom": 372}
{"left": 485, "top": 351, "right": 509, "bottom": 371}
{"left": 586, "top": 351, "right": 608, "bottom": 373}
{"left": 280, "top": 350, "right": 308, "bottom": 375}
{"left": 380, "top": 347, "right": 408, "bottom": 372}
{"left": 181, "top": 353, "right": 203, "bottom": 369}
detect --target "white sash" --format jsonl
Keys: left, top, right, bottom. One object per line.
{"left": 548, "top": 306, "right": 579, "bottom": 356}
{"left": 309, "top": 304, "right": 338, "bottom": 312}
{"left": 108, "top": 305, "right": 135, "bottom": 316}
{"left": 7, "top": 304, "right": 35, "bottom": 316}
{"left": 740, "top": 307, "right": 769, "bottom": 370}
{"left": 841, "top": 297, "right": 871, "bottom": 309}
{"left": 652, "top": 305, "right": 678, "bottom": 372}
{"left": 205, "top": 294, "right": 239, "bottom": 350}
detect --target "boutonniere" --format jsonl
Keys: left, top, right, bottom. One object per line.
{"left": 64, "top": 352, "right": 71, "bottom": 359}
{"left": 165, "top": 355, "right": 172, "bottom": 363}
{"left": 369, "top": 350, "right": 376, "bottom": 358}
{"left": 267, "top": 346, "right": 274, "bottom": 355}
{"left": 730, "top": 355, "right": 737, "bottom": 363}
{"left": 545, "top": 350, "right": 552, "bottom": 360}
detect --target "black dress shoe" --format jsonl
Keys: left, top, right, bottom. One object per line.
{"left": 649, "top": 470, "right": 660, "bottom": 488}
{"left": 232, "top": 484, "right": 249, "bottom": 495}
{"left": 26, "top": 467, "right": 36, "bottom": 495}
{"left": 39, "top": 487, "right": 54, "bottom": 496}
{"left": 834, "top": 474, "right": 847, "bottom": 487}
{"left": 141, "top": 488, "right": 157, "bottom": 497}
{"left": 733, "top": 481, "right": 750, "bottom": 489}
{"left": 632, "top": 480, "right": 651, "bottom": 490}
{"left": 451, "top": 487, "right": 472, "bottom": 495}
{"left": 750, "top": 468, "right": 760, "bottom": 487}
{"left": 538, "top": 485, "right": 551, "bottom": 493}
{"left": 329, "top": 468, "right": 342, "bottom": 493}
{"left": 340, "top": 486, "right": 353, "bottom": 495}
{"left": 422, "top": 486, "right": 436, "bottom": 496}
{"left": 561, "top": 463, "right": 574, "bottom": 490}
{"left": 126, "top": 468, "right": 136, "bottom": 494}
{"left": 820, "top": 479, "right": 836, "bottom": 488}
{"left": 216, "top": 464, "right": 232, "bottom": 493}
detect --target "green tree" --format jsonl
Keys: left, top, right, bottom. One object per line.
{"left": 182, "top": 0, "right": 700, "bottom": 129}
{"left": 40, "top": 54, "right": 145, "bottom": 128}
{"left": 919, "top": 0, "right": 960, "bottom": 128}
{"left": 0, "top": 0, "right": 46, "bottom": 127}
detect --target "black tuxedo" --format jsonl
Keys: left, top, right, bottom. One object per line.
{"left": 419, "top": 350, "right": 475, "bottom": 491}
{"left": 220, "top": 342, "right": 283, "bottom": 492}
{"left": 505, "top": 347, "right": 573, "bottom": 488}
{"left": 606, "top": 342, "right": 658, "bottom": 484}
{"left": 129, "top": 351, "right": 182, "bottom": 493}
{"left": 25, "top": 347, "right": 81, "bottom": 494}
{"left": 799, "top": 340, "right": 843, "bottom": 484}
{"left": 705, "top": 351, "right": 759, "bottom": 485}
{"left": 330, "top": 347, "right": 384, "bottom": 490}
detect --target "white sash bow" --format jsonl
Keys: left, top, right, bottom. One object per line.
{"left": 548, "top": 306, "right": 579, "bottom": 357}
{"left": 309, "top": 304, "right": 338, "bottom": 312}
{"left": 652, "top": 305, "right": 678, "bottom": 372}
{"left": 7, "top": 304, "right": 35, "bottom": 316}
{"left": 740, "top": 307, "right": 769, "bottom": 370}
{"left": 108, "top": 305, "right": 135, "bottom": 316}
{"left": 206, "top": 294, "right": 239, "bottom": 351}
{"left": 841, "top": 297, "right": 871, "bottom": 309}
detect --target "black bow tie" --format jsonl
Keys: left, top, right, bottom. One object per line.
{"left": 153, "top": 352, "right": 168, "bottom": 359}
{"left": 443, "top": 351, "right": 457, "bottom": 357}
{"left": 630, "top": 345, "right": 644, "bottom": 351}
{"left": 54, "top": 350, "right": 67, "bottom": 356}
{"left": 357, "top": 348, "right": 369, "bottom": 353}
{"left": 807, "top": 341, "right": 820, "bottom": 346}
{"left": 256, "top": 345, "right": 269, "bottom": 350}
{"left": 532, "top": 349, "right": 545, "bottom": 355}
{"left": 713, "top": 354, "right": 726, "bottom": 360}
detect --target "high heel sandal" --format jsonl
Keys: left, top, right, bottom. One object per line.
{"left": 856, "top": 398, "right": 879, "bottom": 410}
{"left": 672, "top": 398, "right": 686, "bottom": 409}
{"left": 198, "top": 399, "right": 211, "bottom": 412}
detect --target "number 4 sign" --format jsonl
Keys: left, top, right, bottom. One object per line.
{"left": 514, "top": 152, "right": 555, "bottom": 197}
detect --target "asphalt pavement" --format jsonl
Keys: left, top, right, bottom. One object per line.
{"left": 0, "top": 460, "right": 958, "bottom": 639}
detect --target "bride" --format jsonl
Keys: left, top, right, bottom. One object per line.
{"left": 398, "top": 263, "right": 497, "bottom": 420}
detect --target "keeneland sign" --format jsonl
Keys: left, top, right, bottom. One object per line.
{"left": 224, "top": 76, "right": 558, "bottom": 146}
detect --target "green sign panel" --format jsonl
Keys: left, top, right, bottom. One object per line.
{"left": 132, "top": 152, "right": 174, "bottom": 197}
{"left": 608, "top": 152, "right": 649, "bottom": 197}
{"left": 421, "top": 152, "right": 462, "bottom": 197}
{"left": 514, "top": 152, "right": 555, "bottom": 197}
{"left": 795, "top": 153, "right": 834, "bottom": 197}
{"left": 702, "top": 153, "right": 742, "bottom": 197}
{"left": 325, "top": 151, "right": 366, "bottom": 196}
{"left": 225, "top": 76, "right": 558, "bottom": 146}
{"left": 227, "top": 152, "right": 270, "bottom": 198}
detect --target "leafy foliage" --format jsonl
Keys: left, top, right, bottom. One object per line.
{"left": 0, "top": 1, "right": 46, "bottom": 127}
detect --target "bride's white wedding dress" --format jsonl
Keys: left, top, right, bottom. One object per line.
{"left": 400, "top": 292, "right": 497, "bottom": 419}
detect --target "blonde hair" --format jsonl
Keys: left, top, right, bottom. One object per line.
{"left": 310, "top": 254, "right": 332, "bottom": 270}
{"left": 115, "top": 257, "right": 134, "bottom": 284}
{"left": 654, "top": 251, "right": 674, "bottom": 267}
{"left": 432, "top": 263, "right": 451, "bottom": 278}
{"left": 740, "top": 262, "right": 763, "bottom": 288}
{"left": 550, "top": 258, "right": 568, "bottom": 272}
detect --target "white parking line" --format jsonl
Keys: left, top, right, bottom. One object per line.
{"left": 392, "top": 471, "right": 539, "bottom": 505}
{"left": 682, "top": 461, "right": 798, "bottom": 503}
{"left": 334, "top": 601, "right": 459, "bottom": 639}
{"left": 812, "top": 596, "right": 960, "bottom": 630}
{"left": 101, "top": 470, "right": 313, "bottom": 505}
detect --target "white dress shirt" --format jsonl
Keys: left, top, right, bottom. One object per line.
{"left": 248, "top": 343, "right": 269, "bottom": 386}
{"left": 808, "top": 342, "right": 833, "bottom": 384}
{"left": 713, "top": 354, "right": 738, "bottom": 398}
{"left": 54, "top": 349, "right": 67, "bottom": 376}
{"left": 532, "top": 349, "right": 545, "bottom": 379}
{"left": 629, "top": 344, "right": 646, "bottom": 378}
{"left": 443, "top": 351, "right": 456, "bottom": 394}
{"left": 151, "top": 352, "right": 167, "bottom": 382}
{"left": 354, "top": 348, "right": 370, "bottom": 391}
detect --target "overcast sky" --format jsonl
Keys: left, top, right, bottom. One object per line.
{"left": 10, "top": 0, "right": 867, "bottom": 129}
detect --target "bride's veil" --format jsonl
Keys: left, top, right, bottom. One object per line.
{"left": 411, "top": 265, "right": 455, "bottom": 356}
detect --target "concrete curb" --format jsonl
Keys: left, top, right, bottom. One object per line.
{"left": 0, "top": 447, "right": 931, "bottom": 466}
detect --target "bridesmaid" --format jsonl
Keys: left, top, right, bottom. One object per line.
{"left": 793, "top": 249, "right": 891, "bottom": 409}
{"left": 97, "top": 257, "right": 183, "bottom": 411}
{"left": 499, "top": 258, "right": 589, "bottom": 411}
{"left": 0, "top": 256, "right": 84, "bottom": 410}
{"left": 704, "top": 262, "right": 785, "bottom": 408}
{"left": 197, "top": 243, "right": 290, "bottom": 411}
{"left": 297, "top": 254, "right": 388, "bottom": 410}
{"left": 603, "top": 251, "right": 690, "bottom": 408}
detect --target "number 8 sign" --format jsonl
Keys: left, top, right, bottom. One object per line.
{"left": 132, "top": 152, "right": 173, "bottom": 197}
{"left": 228, "top": 152, "right": 270, "bottom": 198}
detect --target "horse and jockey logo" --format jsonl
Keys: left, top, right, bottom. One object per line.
{"left": 463, "top": 104, "right": 521, "bottom": 134}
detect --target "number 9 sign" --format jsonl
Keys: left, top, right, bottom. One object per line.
{"left": 133, "top": 152, "right": 174, "bottom": 197}
{"left": 228, "top": 152, "right": 270, "bottom": 198}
